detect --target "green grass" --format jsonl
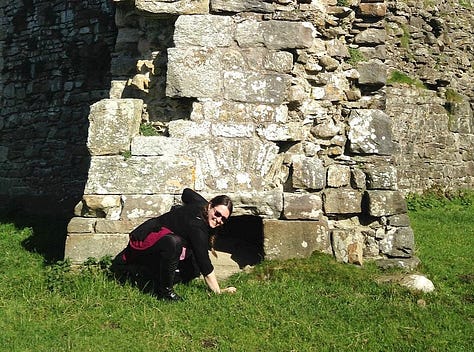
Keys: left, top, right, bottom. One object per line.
{"left": 0, "top": 193, "right": 473, "bottom": 351}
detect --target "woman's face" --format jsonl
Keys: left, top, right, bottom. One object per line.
{"left": 207, "top": 204, "right": 230, "bottom": 229}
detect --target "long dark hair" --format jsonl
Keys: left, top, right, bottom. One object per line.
{"left": 206, "top": 194, "right": 233, "bottom": 258}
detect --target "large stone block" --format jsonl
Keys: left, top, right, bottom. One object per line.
{"left": 223, "top": 71, "right": 291, "bottom": 104}
{"left": 256, "top": 122, "right": 307, "bottom": 141}
{"left": 366, "top": 190, "right": 407, "bottom": 216}
{"left": 357, "top": 59, "right": 387, "bottom": 86}
{"left": 190, "top": 100, "right": 288, "bottom": 124}
{"left": 87, "top": 99, "right": 143, "bottom": 156}
{"left": 365, "top": 165, "right": 398, "bottom": 190}
{"left": 263, "top": 219, "right": 331, "bottom": 260}
{"left": 166, "top": 47, "right": 223, "bottom": 98}
{"left": 283, "top": 192, "right": 323, "bottom": 220}
{"left": 135, "top": 0, "right": 210, "bottom": 15}
{"left": 121, "top": 194, "right": 176, "bottom": 219}
{"left": 174, "top": 15, "right": 235, "bottom": 47}
{"left": 64, "top": 233, "right": 129, "bottom": 264}
{"left": 211, "top": 0, "right": 274, "bottom": 13}
{"left": 131, "top": 136, "right": 188, "bottom": 156}
{"left": 348, "top": 109, "right": 393, "bottom": 155}
{"left": 74, "top": 195, "right": 122, "bottom": 219}
{"left": 379, "top": 227, "right": 414, "bottom": 258}
{"left": 292, "top": 156, "right": 326, "bottom": 190}
{"left": 230, "top": 188, "right": 283, "bottom": 218}
{"left": 323, "top": 188, "right": 363, "bottom": 214}
{"left": 261, "top": 21, "right": 315, "bottom": 50}
{"left": 84, "top": 156, "right": 195, "bottom": 194}
{"left": 331, "top": 229, "right": 365, "bottom": 264}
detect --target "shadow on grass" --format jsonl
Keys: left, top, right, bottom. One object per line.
{"left": 0, "top": 212, "right": 71, "bottom": 265}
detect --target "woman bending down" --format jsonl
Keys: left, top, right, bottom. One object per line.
{"left": 119, "top": 188, "right": 237, "bottom": 301}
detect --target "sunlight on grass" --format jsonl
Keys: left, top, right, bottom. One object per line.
{"left": 1, "top": 193, "right": 473, "bottom": 351}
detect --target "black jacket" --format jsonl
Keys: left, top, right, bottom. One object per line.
{"left": 129, "top": 188, "right": 214, "bottom": 276}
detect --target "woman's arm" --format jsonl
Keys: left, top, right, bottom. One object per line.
{"left": 204, "top": 270, "right": 237, "bottom": 294}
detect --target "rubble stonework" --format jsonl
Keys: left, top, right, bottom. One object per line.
{"left": 0, "top": 1, "right": 472, "bottom": 270}
{"left": 63, "top": 0, "right": 418, "bottom": 269}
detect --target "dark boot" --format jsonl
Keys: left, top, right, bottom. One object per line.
{"left": 156, "top": 259, "right": 182, "bottom": 301}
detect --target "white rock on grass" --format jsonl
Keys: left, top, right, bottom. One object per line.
{"left": 400, "top": 274, "right": 435, "bottom": 293}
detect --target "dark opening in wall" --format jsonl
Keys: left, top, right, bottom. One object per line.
{"left": 215, "top": 215, "right": 264, "bottom": 268}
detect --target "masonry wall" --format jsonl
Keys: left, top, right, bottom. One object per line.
{"left": 0, "top": 0, "right": 116, "bottom": 215}
{"left": 64, "top": 0, "right": 419, "bottom": 270}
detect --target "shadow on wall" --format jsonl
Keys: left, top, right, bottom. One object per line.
{"left": 215, "top": 215, "right": 264, "bottom": 268}
{"left": 0, "top": 1, "right": 117, "bottom": 262}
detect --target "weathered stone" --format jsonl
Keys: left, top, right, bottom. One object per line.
{"left": 95, "top": 219, "right": 140, "bottom": 234}
{"left": 263, "top": 219, "right": 331, "bottom": 260}
{"left": 292, "top": 156, "right": 326, "bottom": 190}
{"left": 191, "top": 100, "right": 288, "bottom": 124}
{"left": 121, "top": 194, "right": 176, "bottom": 219}
{"left": 375, "top": 257, "right": 421, "bottom": 270}
{"left": 67, "top": 217, "right": 97, "bottom": 233}
{"left": 387, "top": 213, "right": 411, "bottom": 227}
{"left": 166, "top": 47, "right": 223, "bottom": 98}
{"left": 131, "top": 136, "right": 188, "bottom": 156}
{"left": 256, "top": 122, "right": 307, "bottom": 141}
{"left": 135, "top": 0, "right": 210, "bottom": 15}
{"left": 211, "top": 0, "right": 274, "bottom": 13}
{"left": 351, "top": 168, "right": 366, "bottom": 189}
{"left": 235, "top": 19, "right": 264, "bottom": 47}
{"left": 77, "top": 195, "right": 122, "bottom": 220}
{"left": 261, "top": 21, "right": 315, "bottom": 50}
{"left": 87, "top": 99, "right": 143, "bottom": 156}
{"left": 263, "top": 51, "right": 294, "bottom": 73}
{"left": 323, "top": 188, "right": 362, "bottom": 214}
{"left": 354, "top": 28, "right": 386, "bottom": 45}
{"left": 379, "top": 226, "right": 414, "bottom": 258}
{"left": 359, "top": 3, "right": 387, "bottom": 17}
{"left": 327, "top": 164, "right": 351, "bottom": 187}
{"left": 84, "top": 156, "right": 195, "bottom": 194}
{"left": 64, "top": 233, "right": 129, "bottom": 264}
{"left": 168, "top": 120, "right": 211, "bottom": 138}
{"left": 331, "top": 228, "right": 365, "bottom": 264}
{"left": 223, "top": 71, "right": 291, "bottom": 104}
{"left": 400, "top": 274, "right": 435, "bottom": 293}
{"left": 174, "top": 15, "right": 234, "bottom": 47}
{"left": 366, "top": 190, "right": 407, "bottom": 216}
{"left": 348, "top": 109, "right": 393, "bottom": 155}
{"left": 357, "top": 59, "right": 387, "bottom": 86}
{"left": 365, "top": 165, "right": 398, "bottom": 190}
{"left": 283, "top": 192, "right": 323, "bottom": 220}
{"left": 230, "top": 189, "right": 283, "bottom": 218}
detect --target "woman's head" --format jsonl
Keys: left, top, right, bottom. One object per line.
{"left": 207, "top": 194, "right": 233, "bottom": 229}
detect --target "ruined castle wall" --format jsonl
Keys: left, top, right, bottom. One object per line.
{"left": 386, "top": 0, "right": 474, "bottom": 194}
{"left": 0, "top": 0, "right": 116, "bottom": 214}
{"left": 65, "top": 0, "right": 418, "bottom": 269}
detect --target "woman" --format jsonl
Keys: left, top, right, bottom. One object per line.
{"left": 120, "top": 188, "right": 237, "bottom": 301}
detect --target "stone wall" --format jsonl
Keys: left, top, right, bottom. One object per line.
{"left": 65, "top": 0, "right": 418, "bottom": 270}
{"left": 386, "top": 0, "right": 474, "bottom": 193}
{"left": 0, "top": 0, "right": 116, "bottom": 214}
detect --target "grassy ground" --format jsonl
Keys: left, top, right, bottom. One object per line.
{"left": 0, "top": 195, "right": 473, "bottom": 352}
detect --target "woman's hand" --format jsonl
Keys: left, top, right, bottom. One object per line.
{"left": 221, "top": 286, "right": 237, "bottom": 294}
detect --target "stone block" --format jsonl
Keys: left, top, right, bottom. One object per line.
{"left": 76, "top": 195, "right": 122, "bottom": 220}
{"left": 292, "top": 156, "right": 326, "bottom": 190}
{"left": 387, "top": 213, "right": 411, "bottom": 227}
{"left": 190, "top": 100, "right": 288, "bottom": 124}
{"left": 235, "top": 19, "right": 264, "bottom": 47}
{"left": 332, "top": 229, "right": 365, "bottom": 264}
{"left": 283, "top": 192, "right": 323, "bottom": 220}
{"left": 230, "top": 189, "right": 283, "bottom": 218}
{"left": 256, "top": 122, "right": 307, "bottom": 141}
{"left": 323, "top": 188, "right": 363, "bottom": 214}
{"left": 135, "top": 0, "right": 210, "bottom": 15}
{"left": 263, "top": 51, "right": 294, "bottom": 73}
{"left": 379, "top": 226, "right": 414, "bottom": 258}
{"left": 262, "top": 21, "right": 315, "bottom": 50}
{"left": 263, "top": 219, "right": 331, "bottom": 260}
{"left": 327, "top": 164, "right": 351, "bottom": 187}
{"left": 67, "top": 217, "right": 97, "bottom": 233}
{"left": 366, "top": 190, "right": 407, "bottom": 216}
{"left": 357, "top": 59, "right": 387, "bottom": 86}
{"left": 174, "top": 15, "right": 235, "bottom": 47}
{"left": 354, "top": 28, "right": 386, "bottom": 45}
{"left": 348, "top": 109, "right": 393, "bottom": 155}
{"left": 95, "top": 219, "right": 141, "bottom": 234}
{"left": 121, "top": 194, "right": 176, "bottom": 219}
{"left": 84, "top": 156, "right": 195, "bottom": 194}
{"left": 87, "top": 99, "right": 143, "bottom": 156}
{"left": 166, "top": 47, "right": 223, "bottom": 98}
{"left": 211, "top": 0, "right": 274, "bottom": 13}
{"left": 365, "top": 165, "right": 398, "bottom": 190}
{"left": 223, "top": 71, "right": 291, "bottom": 104}
{"left": 359, "top": 3, "right": 387, "bottom": 17}
{"left": 131, "top": 136, "right": 188, "bottom": 156}
{"left": 64, "top": 233, "right": 129, "bottom": 264}
{"left": 168, "top": 120, "right": 211, "bottom": 138}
